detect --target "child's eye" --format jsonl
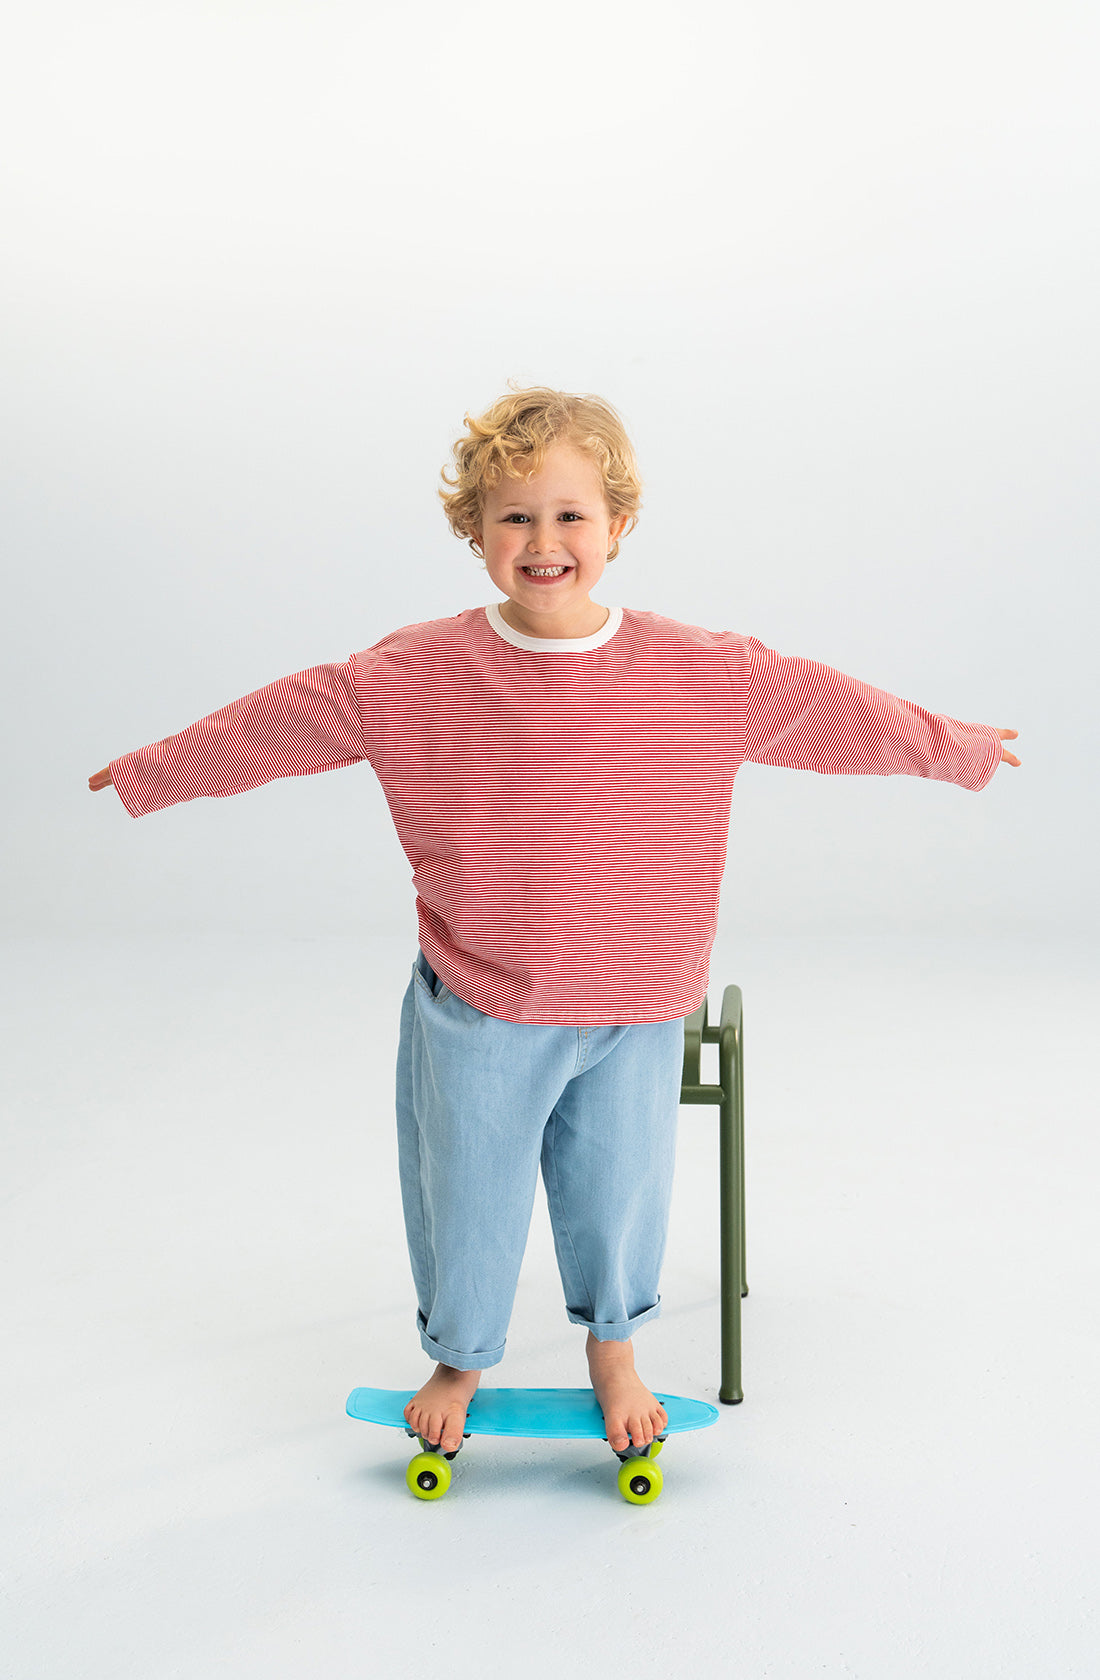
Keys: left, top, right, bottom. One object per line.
{"left": 502, "top": 512, "right": 581, "bottom": 523}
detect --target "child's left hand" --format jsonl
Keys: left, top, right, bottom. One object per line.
{"left": 996, "top": 728, "right": 1021, "bottom": 768}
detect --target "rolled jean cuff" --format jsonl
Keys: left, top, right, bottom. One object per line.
{"left": 417, "top": 1314, "right": 506, "bottom": 1371}
{"left": 566, "top": 1297, "right": 662, "bottom": 1341}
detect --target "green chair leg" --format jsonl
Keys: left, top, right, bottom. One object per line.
{"left": 682, "top": 985, "right": 746, "bottom": 1404}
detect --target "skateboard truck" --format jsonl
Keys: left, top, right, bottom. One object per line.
{"left": 609, "top": 1429, "right": 669, "bottom": 1463}
{"left": 403, "top": 1427, "right": 470, "bottom": 1462}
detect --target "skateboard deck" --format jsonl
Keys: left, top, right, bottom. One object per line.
{"left": 346, "top": 1386, "right": 720, "bottom": 1504}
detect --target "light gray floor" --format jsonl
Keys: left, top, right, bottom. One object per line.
{"left": 4, "top": 930, "right": 1096, "bottom": 1679}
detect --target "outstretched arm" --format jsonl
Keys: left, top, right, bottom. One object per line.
{"left": 742, "top": 637, "right": 1019, "bottom": 791}
{"left": 88, "top": 659, "right": 369, "bottom": 816}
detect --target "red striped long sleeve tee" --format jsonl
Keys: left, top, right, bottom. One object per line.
{"left": 110, "top": 603, "right": 1002, "bottom": 1024}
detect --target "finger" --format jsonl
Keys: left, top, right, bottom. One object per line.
{"left": 995, "top": 729, "right": 1018, "bottom": 740}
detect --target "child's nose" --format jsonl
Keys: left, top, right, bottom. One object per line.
{"left": 528, "top": 523, "right": 558, "bottom": 552}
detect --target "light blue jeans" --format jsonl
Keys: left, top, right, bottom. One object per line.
{"left": 396, "top": 950, "right": 686, "bottom": 1371}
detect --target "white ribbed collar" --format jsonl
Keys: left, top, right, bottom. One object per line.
{"left": 485, "top": 601, "right": 623, "bottom": 653}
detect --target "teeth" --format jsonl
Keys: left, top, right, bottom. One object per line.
{"left": 524, "top": 566, "right": 568, "bottom": 576}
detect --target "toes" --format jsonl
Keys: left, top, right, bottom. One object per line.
{"left": 422, "top": 1405, "right": 463, "bottom": 1453}
{"left": 407, "top": 1405, "right": 440, "bottom": 1448}
{"left": 607, "top": 1418, "right": 630, "bottom": 1451}
{"left": 607, "top": 1411, "right": 666, "bottom": 1451}
{"left": 405, "top": 1393, "right": 467, "bottom": 1451}
{"left": 627, "top": 1410, "right": 667, "bottom": 1449}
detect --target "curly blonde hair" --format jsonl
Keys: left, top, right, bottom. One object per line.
{"left": 439, "top": 384, "right": 642, "bottom": 562}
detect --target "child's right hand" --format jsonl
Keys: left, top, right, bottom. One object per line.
{"left": 89, "top": 767, "right": 113, "bottom": 791}
{"left": 996, "top": 728, "right": 1021, "bottom": 768}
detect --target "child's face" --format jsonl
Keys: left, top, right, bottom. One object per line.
{"left": 473, "top": 441, "right": 629, "bottom": 639}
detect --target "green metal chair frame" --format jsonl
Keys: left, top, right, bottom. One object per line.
{"left": 681, "top": 985, "right": 746, "bottom": 1404}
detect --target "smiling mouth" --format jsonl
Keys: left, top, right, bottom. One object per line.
{"left": 521, "top": 565, "right": 573, "bottom": 578}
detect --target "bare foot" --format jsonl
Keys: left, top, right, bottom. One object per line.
{"left": 403, "top": 1363, "right": 482, "bottom": 1454}
{"left": 586, "top": 1332, "right": 668, "bottom": 1452}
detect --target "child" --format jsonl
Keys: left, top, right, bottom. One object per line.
{"left": 90, "top": 385, "right": 1020, "bottom": 1458}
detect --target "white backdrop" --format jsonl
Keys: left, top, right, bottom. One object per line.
{"left": 3, "top": 0, "right": 1095, "bottom": 939}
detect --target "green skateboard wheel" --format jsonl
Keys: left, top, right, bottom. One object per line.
{"left": 618, "top": 1458, "right": 663, "bottom": 1504}
{"left": 406, "top": 1451, "right": 452, "bottom": 1500}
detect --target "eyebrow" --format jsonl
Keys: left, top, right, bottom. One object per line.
{"left": 496, "top": 498, "right": 594, "bottom": 511}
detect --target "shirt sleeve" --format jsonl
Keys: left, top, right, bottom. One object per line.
{"left": 109, "top": 659, "right": 370, "bottom": 817}
{"left": 741, "top": 637, "right": 1002, "bottom": 791}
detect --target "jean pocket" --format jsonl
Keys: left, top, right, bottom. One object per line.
{"left": 414, "top": 951, "right": 450, "bottom": 1003}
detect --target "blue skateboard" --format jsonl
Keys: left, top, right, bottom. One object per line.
{"left": 346, "top": 1385, "right": 720, "bottom": 1503}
